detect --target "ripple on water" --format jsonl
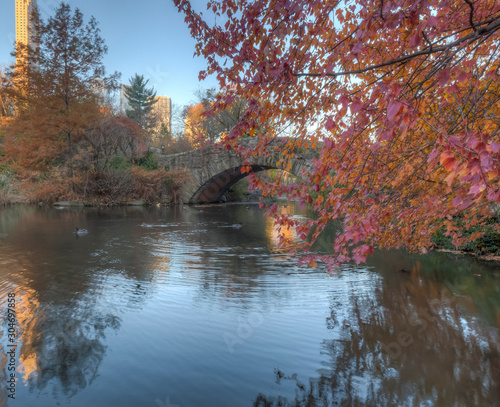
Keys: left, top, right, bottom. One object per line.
{"left": 1, "top": 205, "right": 498, "bottom": 407}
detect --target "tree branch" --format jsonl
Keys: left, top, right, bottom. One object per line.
{"left": 464, "top": 0, "right": 476, "bottom": 31}
{"left": 293, "top": 16, "right": 500, "bottom": 78}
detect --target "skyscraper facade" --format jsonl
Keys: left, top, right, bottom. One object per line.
{"left": 15, "top": 0, "right": 37, "bottom": 52}
{"left": 152, "top": 96, "right": 172, "bottom": 135}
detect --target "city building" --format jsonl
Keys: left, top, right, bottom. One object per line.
{"left": 151, "top": 95, "right": 172, "bottom": 135}
{"left": 119, "top": 84, "right": 130, "bottom": 114}
{"left": 91, "top": 78, "right": 115, "bottom": 107}
{"left": 15, "top": 0, "right": 37, "bottom": 62}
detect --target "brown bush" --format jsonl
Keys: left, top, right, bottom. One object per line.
{"left": 162, "top": 169, "right": 190, "bottom": 204}
{"left": 18, "top": 171, "right": 73, "bottom": 203}
{"left": 72, "top": 170, "right": 135, "bottom": 204}
{"left": 3, "top": 166, "right": 191, "bottom": 206}
{"left": 131, "top": 167, "right": 166, "bottom": 204}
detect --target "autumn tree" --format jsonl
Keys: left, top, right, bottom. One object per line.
{"left": 183, "top": 88, "right": 248, "bottom": 146}
{"left": 175, "top": 0, "right": 500, "bottom": 267}
{"left": 124, "top": 74, "right": 158, "bottom": 131}
{"left": 78, "top": 116, "right": 146, "bottom": 172}
{"left": 183, "top": 103, "right": 205, "bottom": 147}
{"left": 195, "top": 87, "right": 248, "bottom": 141}
{"left": 0, "top": 67, "right": 13, "bottom": 119}
{"left": 2, "top": 2, "right": 119, "bottom": 174}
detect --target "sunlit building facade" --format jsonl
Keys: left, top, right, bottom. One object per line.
{"left": 151, "top": 95, "right": 172, "bottom": 134}
{"left": 15, "top": 0, "right": 37, "bottom": 58}
{"left": 91, "top": 78, "right": 114, "bottom": 108}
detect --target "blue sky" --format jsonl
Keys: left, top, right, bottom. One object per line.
{"left": 0, "top": 0, "right": 218, "bottom": 107}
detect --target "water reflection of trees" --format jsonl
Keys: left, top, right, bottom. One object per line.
{"left": 0, "top": 282, "right": 121, "bottom": 401}
{"left": 254, "top": 264, "right": 500, "bottom": 406}
{"left": 19, "top": 298, "right": 120, "bottom": 397}
{"left": 0, "top": 206, "right": 164, "bottom": 401}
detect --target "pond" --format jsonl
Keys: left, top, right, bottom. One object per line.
{"left": 0, "top": 203, "right": 499, "bottom": 406}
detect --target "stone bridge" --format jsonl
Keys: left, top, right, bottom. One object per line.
{"left": 157, "top": 139, "right": 317, "bottom": 204}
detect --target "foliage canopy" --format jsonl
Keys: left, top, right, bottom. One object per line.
{"left": 1, "top": 2, "right": 119, "bottom": 174}
{"left": 175, "top": 0, "right": 500, "bottom": 267}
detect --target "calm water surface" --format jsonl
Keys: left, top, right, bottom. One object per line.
{"left": 0, "top": 204, "right": 499, "bottom": 407}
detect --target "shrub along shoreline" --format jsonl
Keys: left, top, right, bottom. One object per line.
{"left": 431, "top": 212, "right": 500, "bottom": 260}
{"left": 0, "top": 163, "right": 190, "bottom": 207}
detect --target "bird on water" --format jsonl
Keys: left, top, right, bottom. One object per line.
{"left": 75, "top": 227, "right": 88, "bottom": 235}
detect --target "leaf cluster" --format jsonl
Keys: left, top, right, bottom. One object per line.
{"left": 176, "top": 0, "right": 500, "bottom": 267}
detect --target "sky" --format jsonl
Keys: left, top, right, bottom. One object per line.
{"left": 0, "top": 0, "right": 219, "bottom": 108}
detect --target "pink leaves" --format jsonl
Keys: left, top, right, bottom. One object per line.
{"left": 351, "top": 41, "right": 364, "bottom": 54}
{"left": 386, "top": 101, "right": 402, "bottom": 122}
{"left": 350, "top": 99, "right": 362, "bottom": 114}
{"left": 480, "top": 151, "right": 494, "bottom": 171}
{"left": 438, "top": 68, "right": 450, "bottom": 87}
{"left": 325, "top": 117, "right": 336, "bottom": 132}
{"left": 489, "top": 142, "right": 500, "bottom": 153}
{"left": 427, "top": 149, "right": 439, "bottom": 163}
{"left": 352, "top": 245, "right": 374, "bottom": 264}
{"left": 487, "top": 188, "right": 500, "bottom": 202}
{"left": 176, "top": 0, "right": 500, "bottom": 269}
{"left": 409, "top": 33, "right": 421, "bottom": 48}
{"left": 469, "top": 184, "right": 485, "bottom": 196}
{"left": 324, "top": 138, "right": 335, "bottom": 149}
{"left": 457, "top": 71, "right": 470, "bottom": 83}
{"left": 426, "top": 16, "right": 439, "bottom": 27}
{"left": 452, "top": 196, "right": 462, "bottom": 208}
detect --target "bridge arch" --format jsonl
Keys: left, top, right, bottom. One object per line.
{"left": 158, "top": 142, "right": 315, "bottom": 204}
{"left": 190, "top": 164, "right": 274, "bottom": 204}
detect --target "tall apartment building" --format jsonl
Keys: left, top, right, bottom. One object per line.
{"left": 15, "top": 0, "right": 37, "bottom": 59}
{"left": 119, "top": 84, "right": 130, "bottom": 114}
{"left": 152, "top": 96, "right": 172, "bottom": 135}
{"left": 91, "top": 78, "right": 114, "bottom": 107}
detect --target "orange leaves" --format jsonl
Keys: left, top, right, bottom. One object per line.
{"left": 176, "top": 0, "right": 500, "bottom": 267}
{"left": 444, "top": 171, "right": 456, "bottom": 187}
{"left": 440, "top": 151, "right": 457, "bottom": 172}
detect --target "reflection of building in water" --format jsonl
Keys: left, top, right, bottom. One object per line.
{"left": 4, "top": 279, "right": 119, "bottom": 397}
{"left": 264, "top": 205, "right": 298, "bottom": 252}
{"left": 12, "top": 287, "right": 40, "bottom": 383}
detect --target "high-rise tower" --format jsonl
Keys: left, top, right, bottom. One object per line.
{"left": 15, "top": 0, "right": 37, "bottom": 57}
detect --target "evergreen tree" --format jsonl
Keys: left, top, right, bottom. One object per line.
{"left": 158, "top": 122, "right": 172, "bottom": 144}
{"left": 124, "top": 74, "right": 157, "bottom": 131}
